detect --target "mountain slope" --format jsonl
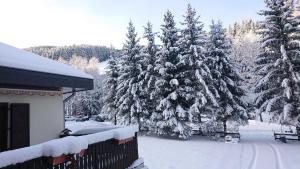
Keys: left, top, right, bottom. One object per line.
{"left": 26, "top": 45, "right": 116, "bottom": 61}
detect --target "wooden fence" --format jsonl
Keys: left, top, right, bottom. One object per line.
{"left": 1, "top": 133, "right": 138, "bottom": 169}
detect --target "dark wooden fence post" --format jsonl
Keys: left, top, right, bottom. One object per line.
{"left": 297, "top": 126, "right": 300, "bottom": 141}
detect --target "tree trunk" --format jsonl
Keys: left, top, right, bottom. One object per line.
{"left": 114, "top": 115, "right": 117, "bottom": 125}
{"left": 128, "top": 112, "right": 132, "bottom": 124}
{"left": 223, "top": 120, "right": 227, "bottom": 133}
{"left": 137, "top": 113, "right": 141, "bottom": 131}
{"left": 259, "top": 113, "right": 263, "bottom": 122}
{"left": 198, "top": 114, "right": 202, "bottom": 123}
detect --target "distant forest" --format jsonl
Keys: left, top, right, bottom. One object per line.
{"left": 26, "top": 45, "right": 117, "bottom": 61}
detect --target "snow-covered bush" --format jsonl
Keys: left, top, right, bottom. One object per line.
{"left": 199, "top": 121, "right": 223, "bottom": 135}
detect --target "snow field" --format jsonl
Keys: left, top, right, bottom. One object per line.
{"left": 139, "top": 121, "right": 300, "bottom": 169}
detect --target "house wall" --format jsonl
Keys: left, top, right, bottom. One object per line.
{"left": 0, "top": 93, "right": 64, "bottom": 145}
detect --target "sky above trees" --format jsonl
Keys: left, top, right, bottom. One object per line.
{"left": 0, "top": 0, "right": 264, "bottom": 49}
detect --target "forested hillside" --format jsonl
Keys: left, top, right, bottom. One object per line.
{"left": 26, "top": 45, "right": 116, "bottom": 61}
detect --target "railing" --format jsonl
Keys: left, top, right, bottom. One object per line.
{"left": 274, "top": 132, "right": 299, "bottom": 143}
{"left": 192, "top": 129, "right": 240, "bottom": 139}
{"left": 1, "top": 133, "right": 138, "bottom": 169}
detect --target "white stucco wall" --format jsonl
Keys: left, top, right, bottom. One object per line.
{"left": 0, "top": 93, "right": 64, "bottom": 145}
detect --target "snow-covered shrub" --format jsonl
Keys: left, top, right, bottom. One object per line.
{"left": 226, "top": 121, "right": 240, "bottom": 133}
{"left": 200, "top": 121, "right": 223, "bottom": 135}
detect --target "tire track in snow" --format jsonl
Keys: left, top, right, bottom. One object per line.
{"left": 239, "top": 144, "right": 244, "bottom": 169}
{"left": 248, "top": 144, "right": 257, "bottom": 169}
{"left": 265, "top": 143, "right": 279, "bottom": 169}
{"left": 268, "top": 143, "right": 283, "bottom": 169}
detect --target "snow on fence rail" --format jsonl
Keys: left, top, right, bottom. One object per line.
{"left": 0, "top": 125, "right": 139, "bottom": 168}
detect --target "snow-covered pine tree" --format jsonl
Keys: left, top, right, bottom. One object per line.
{"left": 255, "top": 0, "right": 300, "bottom": 127}
{"left": 63, "top": 56, "right": 104, "bottom": 117}
{"left": 152, "top": 10, "right": 191, "bottom": 139}
{"left": 103, "top": 49, "right": 119, "bottom": 124}
{"left": 179, "top": 4, "right": 218, "bottom": 125}
{"left": 139, "top": 22, "right": 159, "bottom": 130}
{"left": 115, "top": 21, "right": 144, "bottom": 128}
{"left": 207, "top": 20, "right": 248, "bottom": 132}
{"left": 229, "top": 20, "right": 260, "bottom": 120}
{"left": 65, "top": 78, "right": 104, "bottom": 117}
{"left": 79, "top": 78, "right": 104, "bottom": 116}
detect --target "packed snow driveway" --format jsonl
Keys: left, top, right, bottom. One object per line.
{"left": 139, "top": 122, "right": 300, "bottom": 169}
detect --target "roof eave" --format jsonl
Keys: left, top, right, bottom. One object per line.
{"left": 0, "top": 66, "right": 94, "bottom": 91}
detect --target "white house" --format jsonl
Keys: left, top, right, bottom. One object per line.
{"left": 0, "top": 42, "right": 93, "bottom": 152}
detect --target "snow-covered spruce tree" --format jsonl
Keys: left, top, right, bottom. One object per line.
{"left": 255, "top": 0, "right": 300, "bottom": 127}
{"left": 115, "top": 21, "right": 143, "bottom": 128}
{"left": 229, "top": 20, "right": 260, "bottom": 120}
{"left": 63, "top": 56, "right": 104, "bottom": 117}
{"left": 207, "top": 21, "right": 248, "bottom": 132}
{"left": 65, "top": 78, "right": 104, "bottom": 117}
{"left": 79, "top": 78, "right": 104, "bottom": 116}
{"left": 179, "top": 4, "right": 219, "bottom": 125}
{"left": 139, "top": 22, "right": 159, "bottom": 130}
{"left": 152, "top": 11, "right": 191, "bottom": 139}
{"left": 103, "top": 49, "right": 119, "bottom": 125}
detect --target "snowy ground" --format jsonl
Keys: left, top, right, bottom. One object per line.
{"left": 64, "top": 120, "right": 300, "bottom": 169}
{"left": 65, "top": 120, "right": 118, "bottom": 135}
{"left": 139, "top": 121, "right": 300, "bottom": 169}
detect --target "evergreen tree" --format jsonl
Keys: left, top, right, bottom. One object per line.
{"left": 115, "top": 21, "right": 143, "bottom": 127}
{"left": 103, "top": 49, "right": 119, "bottom": 124}
{"left": 152, "top": 11, "right": 191, "bottom": 139}
{"left": 229, "top": 20, "right": 260, "bottom": 120}
{"left": 207, "top": 21, "right": 248, "bottom": 132}
{"left": 63, "top": 57, "right": 105, "bottom": 117}
{"left": 179, "top": 4, "right": 218, "bottom": 124}
{"left": 255, "top": 0, "right": 300, "bottom": 127}
{"left": 79, "top": 78, "right": 104, "bottom": 116}
{"left": 139, "top": 22, "right": 159, "bottom": 130}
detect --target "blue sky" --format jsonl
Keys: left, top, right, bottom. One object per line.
{"left": 0, "top": 0, "right": 265, "bottom": 49}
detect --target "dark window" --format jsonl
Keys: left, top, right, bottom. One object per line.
{"left": 0, "top": 103, "right": 8, "bottom": 152}
{"left": 10, "top": 103, "right": 30, "bottom": 150}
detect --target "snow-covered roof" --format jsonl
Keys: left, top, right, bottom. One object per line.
{"left": 0, "top": 42, "right": 92, "bottom": 79}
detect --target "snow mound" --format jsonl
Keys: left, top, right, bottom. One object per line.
{"left": 42, "top": 136, "right": 88, "bottom": 157}
{"left": 66, "top": 120, "right": 118, "bottom": 135}
{"left": 82, "top": 125, "right": 139, "bottom": 144}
